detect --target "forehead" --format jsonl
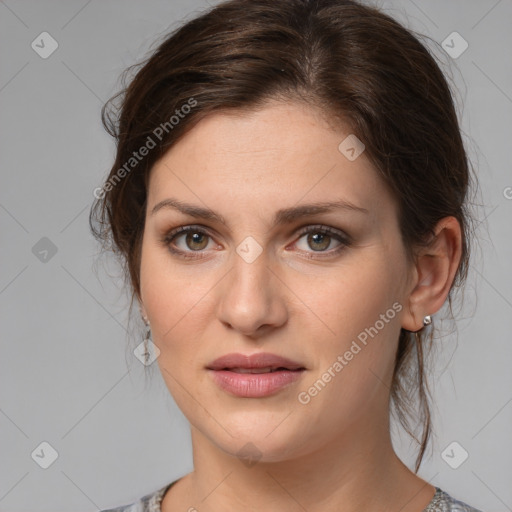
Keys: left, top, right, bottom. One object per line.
{"left": 147, "top": 101, "right": 396, "bottom": 223}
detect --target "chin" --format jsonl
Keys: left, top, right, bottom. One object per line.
{"left": 209, "top": 419, "right": 311, "bottom": 464}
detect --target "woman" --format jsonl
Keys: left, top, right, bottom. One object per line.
{"left": 91, "top": 0, "right": 482, "bottom": 510}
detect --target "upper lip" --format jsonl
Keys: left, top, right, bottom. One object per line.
{"left": 206, "top": 352, "right": 305, "bottom": 371}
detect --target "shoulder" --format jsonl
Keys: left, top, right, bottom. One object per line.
{"left": 425, "top": 487, "right": 484, "bottom": 512}
{"left": 99, "top": 481, "right": 174, "bottom": 512}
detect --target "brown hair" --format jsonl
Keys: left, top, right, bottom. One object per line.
{"left": 90, "top": 0, "right": 475, "bottom": 471}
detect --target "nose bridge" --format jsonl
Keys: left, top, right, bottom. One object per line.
{"left": 229, "top": 239, "right": 273, "bottom": 304}
{"left": 216, "top": 237, "right": 287, "bottom": 334}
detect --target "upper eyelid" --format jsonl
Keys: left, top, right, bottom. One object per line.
{"left": 167, "top": 223, "right": 347, "bottom": 236}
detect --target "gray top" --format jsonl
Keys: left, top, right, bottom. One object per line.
{"left": 100, "top": 481, "right": 483, "bottom": 512}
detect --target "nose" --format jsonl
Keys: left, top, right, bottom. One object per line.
{"left": 216, "top": 247, "right": 288, "bottom": 337}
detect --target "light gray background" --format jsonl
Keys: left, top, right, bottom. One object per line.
{"left": 1, "top": 1, "right": 511, "bottom": 511}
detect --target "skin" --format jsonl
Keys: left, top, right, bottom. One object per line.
{"left": 138, "top": 100, "right": 462, "bottom": 512}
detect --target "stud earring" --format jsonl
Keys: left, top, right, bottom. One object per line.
{"left": 423, "top": 315, "right": 432, "bottom": 327}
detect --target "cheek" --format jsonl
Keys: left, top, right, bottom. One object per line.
{"left": 139, "top": 233, "right": 222, "bottom": 425}
{"left": 298, "top": 254, "right": 403, "bottom": 347}
{"left": 294, "top": 299, "right": 401, "bottom": 434}
{"left": 140, "top": 243, "right": 196, "bottom": 344}
{"left": 140, "top": 250, "right": 213, "bottom": 412}
{"left": 292, "top": 252, "right": 405, "bottom": 404}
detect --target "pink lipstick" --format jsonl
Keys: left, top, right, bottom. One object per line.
{"left": 206, "top": 352, "right": 306, "bottom": 398}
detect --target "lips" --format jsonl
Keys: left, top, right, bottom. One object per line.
{"left": 206, "top": 352, "right": 306, "bottom": 398}
{"left": 206, "top": 352, "right": 306, "bottom": 372}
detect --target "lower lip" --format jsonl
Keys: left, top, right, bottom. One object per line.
{"left": 208, "top": 369, "right": 305, "bottom": 398}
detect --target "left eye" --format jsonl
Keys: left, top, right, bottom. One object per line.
{"left": 293, "top": 226, "right": 349, "bottom": 256}
{"left": 296, "top": 231, "right": 339, "bottom": 252}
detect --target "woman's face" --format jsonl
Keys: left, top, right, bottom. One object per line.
{"left": 139, "top": 101, "right": 414, "bottom": 462}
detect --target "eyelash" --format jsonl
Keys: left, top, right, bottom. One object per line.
{"left": 161, "top": 224, "right": 352, "bottom": 261}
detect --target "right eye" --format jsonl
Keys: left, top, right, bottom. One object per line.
{"left": 162, "top": 225, "right": 218, "bottom": 260}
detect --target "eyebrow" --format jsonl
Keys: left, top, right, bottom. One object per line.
{"left": 150, "top": 197, "right": 368, "bottom": 228}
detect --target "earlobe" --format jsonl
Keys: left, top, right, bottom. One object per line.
{"left": 401, "top": 216, "right": 462, "bottom": 332}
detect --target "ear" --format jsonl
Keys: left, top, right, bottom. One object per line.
{"left": 401, "top": 216, "right": 462, "bottom": 332}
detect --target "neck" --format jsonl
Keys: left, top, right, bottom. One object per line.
{"left": 167, "top": 417, "right": 435, "bottom": 512}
